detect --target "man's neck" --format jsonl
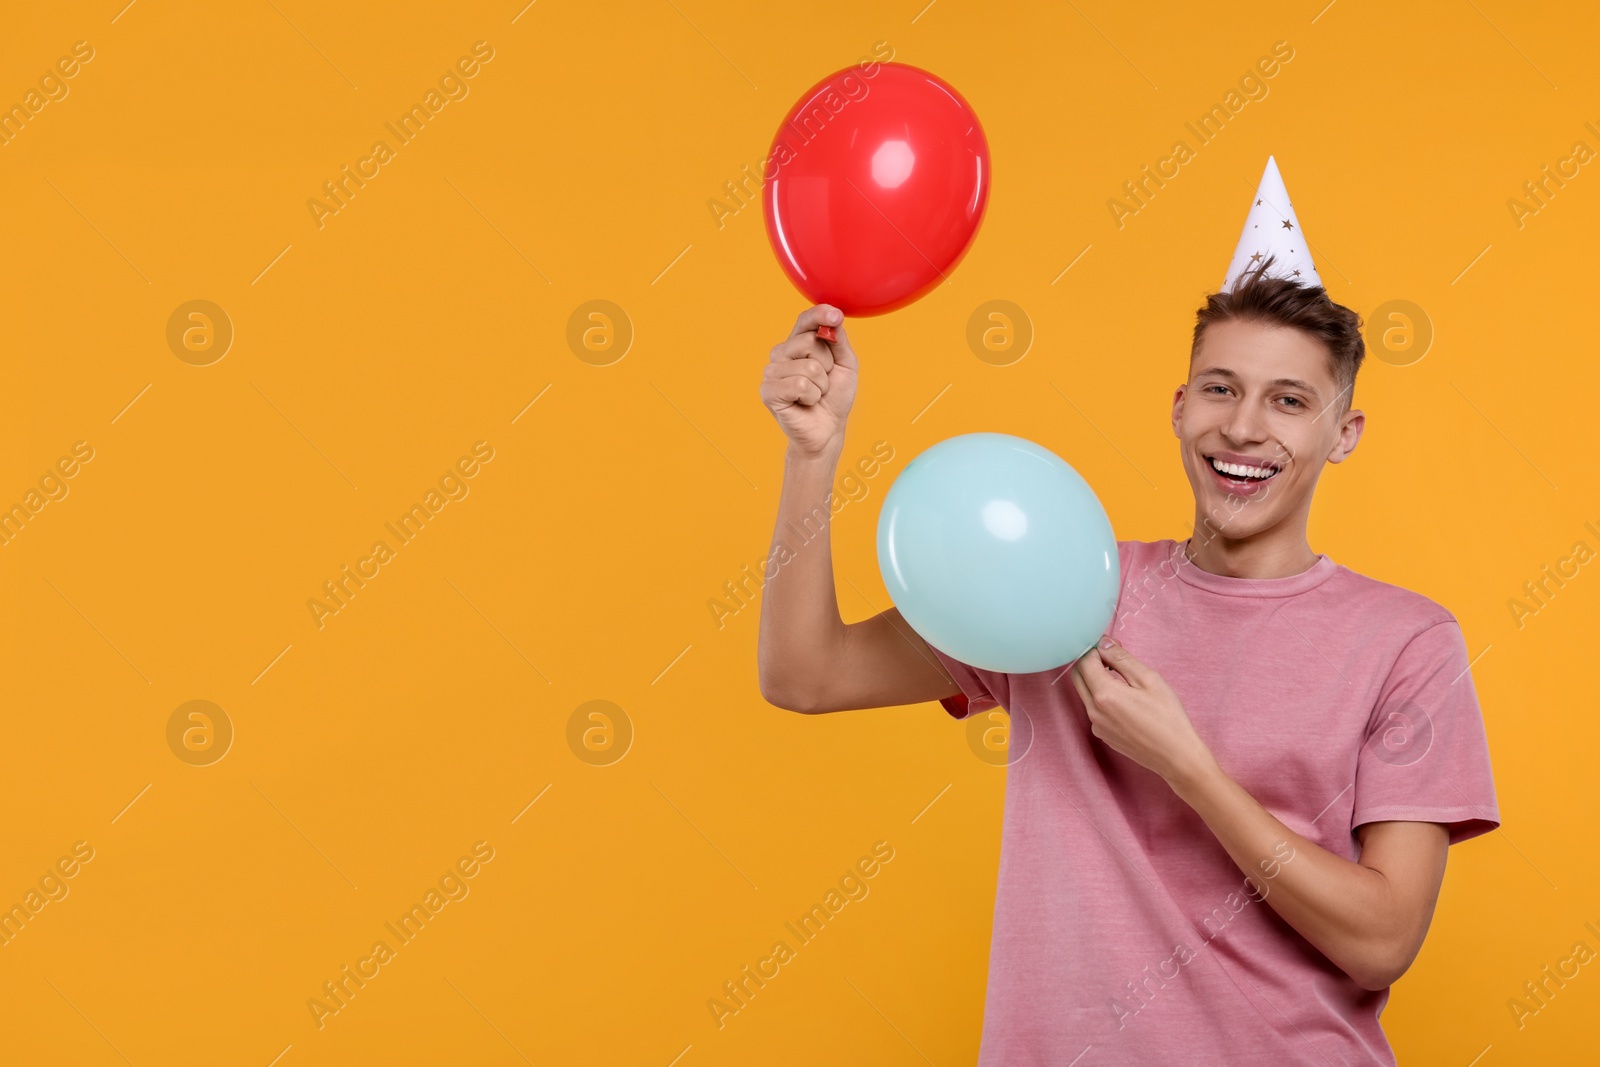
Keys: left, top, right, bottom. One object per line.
{"left": 1183, "top": 521, "right": 1319, "bottom": 579}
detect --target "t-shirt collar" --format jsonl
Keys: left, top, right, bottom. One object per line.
{"left": 1170, "top": 537, "right": 1337, "bottom": 597}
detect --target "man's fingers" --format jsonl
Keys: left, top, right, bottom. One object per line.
{"left": 1068, "top": 662, "right": 1093, "bottom": 712}
{"left": 1097, "top": 643, "right": 1146, "bottom": 687}
{"left": 778, "top": 305, "right": 854, "bottom": 374}
{"left": 825, "top": 321, "right": 859, "bottom": 370}
{"left": 791, "top": 303, "right": 843, "bottom": 340}
{"left": 765, "top": 357, "right": 828, "bottom": 394}
{"left": 770, "top": 334, "right": 835, "bottom": 374}
{"left": 1075, "top": 651, "right": 1111, "bottom": 699}
{"left": 761, "top": 375, "right": 822, "bottom": 408}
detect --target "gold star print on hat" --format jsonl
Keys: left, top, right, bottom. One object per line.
{"left": 1222, "top": 155, "right": 1322, "bottom": 292}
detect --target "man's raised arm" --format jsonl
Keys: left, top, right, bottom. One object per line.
{"left": 755, "top": 304, "right": 959, "bottom": 714}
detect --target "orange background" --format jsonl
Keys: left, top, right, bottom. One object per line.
{"left": 1, "top": 1, "right": 1595, "bottom": 1064}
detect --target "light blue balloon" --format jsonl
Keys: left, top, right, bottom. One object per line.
{"left": 876, "top": 432, "right": 1119, "bottom": 673}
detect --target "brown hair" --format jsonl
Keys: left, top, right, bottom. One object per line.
{"left": 1191, "top": 253, "right": 1364, "bottom": 416}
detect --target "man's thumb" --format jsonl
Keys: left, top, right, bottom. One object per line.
{"left": 1096, "top": 637, "right": 1143, "bottom": 681}
{"left": 829, "top": 323, "right": 859, "bottom": 368}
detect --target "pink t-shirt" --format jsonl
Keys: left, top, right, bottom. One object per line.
{"left": 930, "top": 538, "right": 1501, "bottom": 1066}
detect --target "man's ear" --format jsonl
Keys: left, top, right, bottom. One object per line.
{"left": 1171, "top": 384, "right": 1187, "bottom": 436}
{"left": 1328, "top": 408, "right": 1365, "bottom": 464}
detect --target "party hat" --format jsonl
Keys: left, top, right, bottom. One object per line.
{"left": 1222, "top": 156, "right": 1321, "bottom": 291}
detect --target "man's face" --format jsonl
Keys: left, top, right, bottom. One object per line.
{"left": 1171, "top": 318, "right": 1363, "bottom": 540}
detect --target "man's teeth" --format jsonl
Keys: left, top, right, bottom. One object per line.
{"left": 1209, "top": 457, "right": 1278, "bottom": 480}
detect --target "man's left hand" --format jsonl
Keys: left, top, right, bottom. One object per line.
{"left": 1068, "top": 638, "right": 1216, "bottom": 789}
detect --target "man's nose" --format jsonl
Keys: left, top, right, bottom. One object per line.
{"left": 1222, "top": 399, "right": 1269, "bottom": 443}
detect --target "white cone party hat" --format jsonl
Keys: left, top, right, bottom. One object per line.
{"left": 1221, "top": 156, "right": 1321, "bottom": 292}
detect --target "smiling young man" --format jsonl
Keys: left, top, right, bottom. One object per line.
{"left": 756, "top": 157, "right": 1500, "bottom": 1065}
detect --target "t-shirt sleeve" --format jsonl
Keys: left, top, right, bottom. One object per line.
{"left": 927, "top": 644, "right": 1010, "bottom": 721}
{"left": 1351, "top": 617, "right": 1501, "bottom": 845}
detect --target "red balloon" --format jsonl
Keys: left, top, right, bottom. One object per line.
{"left": 762, "top": 62, "right": 990, "bottom": 318}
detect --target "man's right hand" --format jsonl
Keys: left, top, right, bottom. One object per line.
{"left": 755, "top": 302, "right": 961, "bottom": 714}
{"left": 760, "top": 304, "right": 859, "bottom": 456}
